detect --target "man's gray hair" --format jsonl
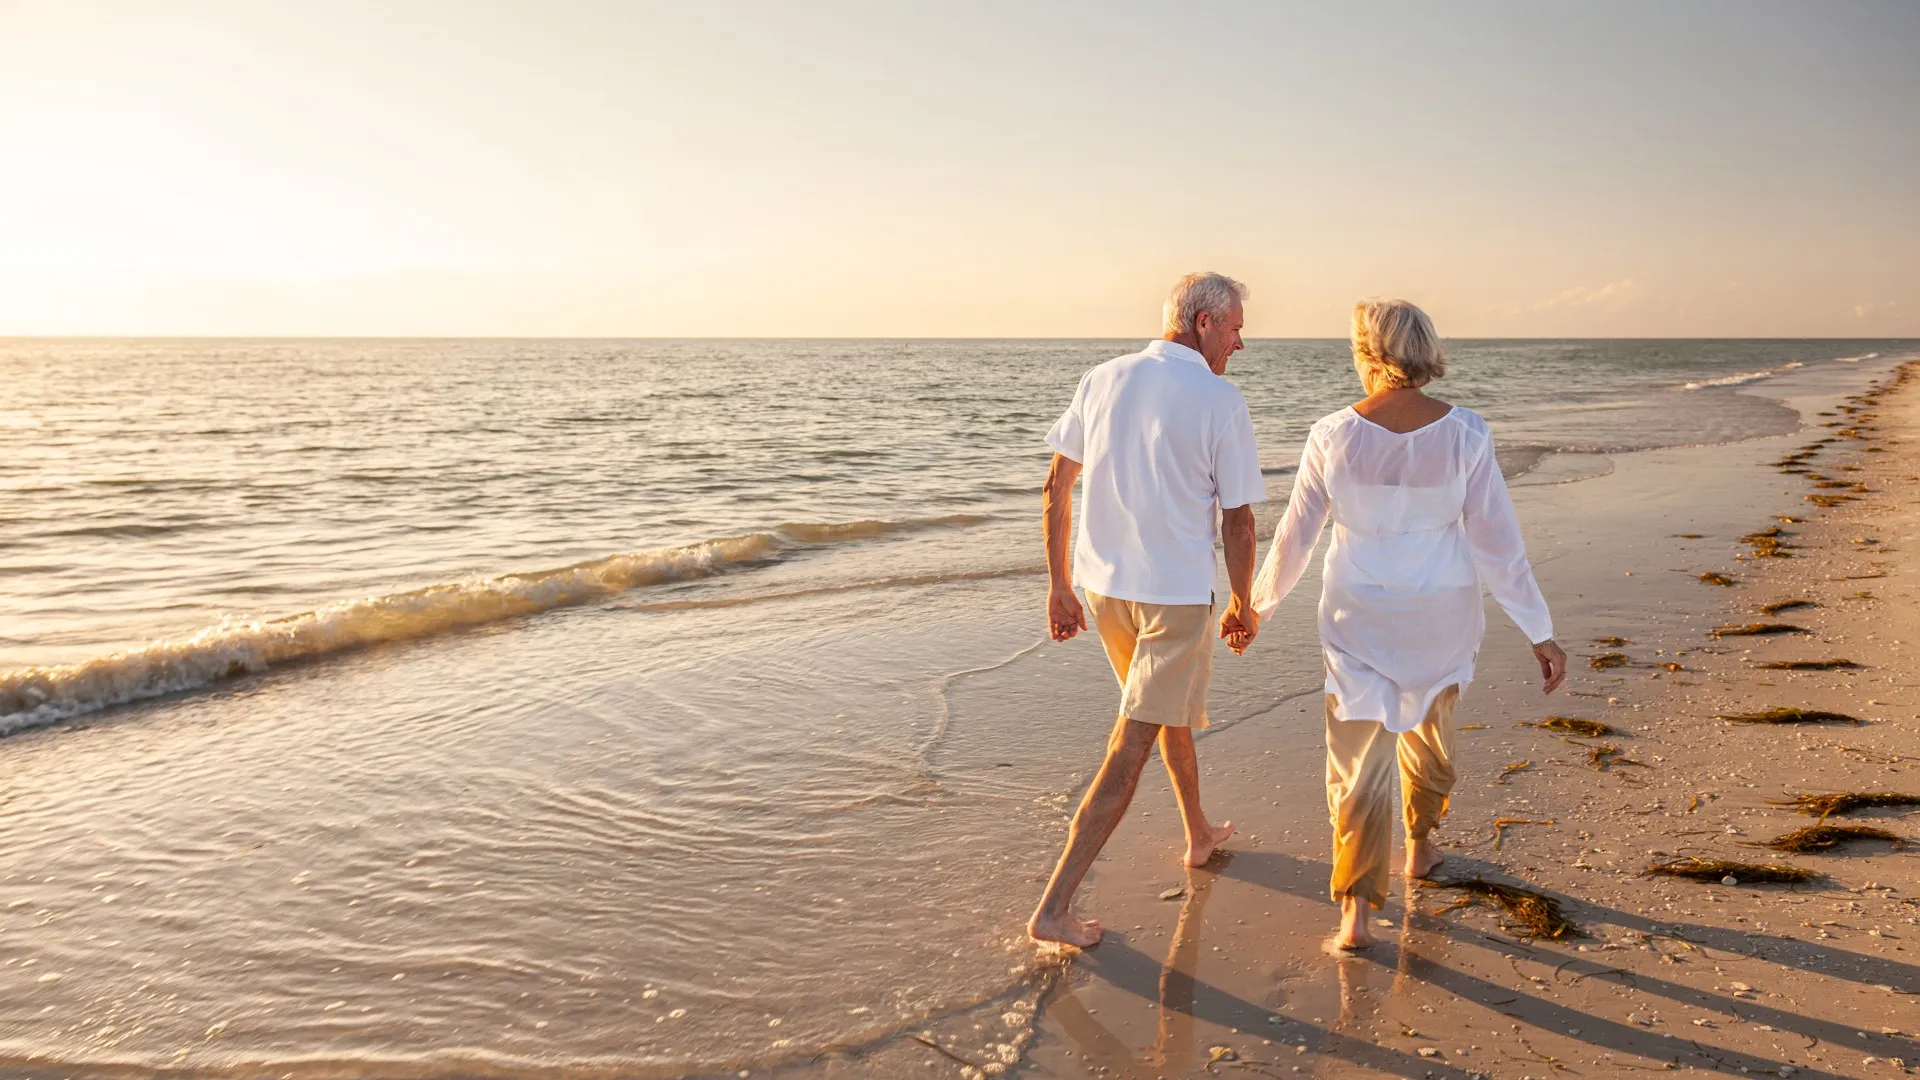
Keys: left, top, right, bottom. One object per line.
{"left": 1162, "top": 271, "right": 1248, "bottom": 336}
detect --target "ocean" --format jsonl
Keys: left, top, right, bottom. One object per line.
{"left": 0, "top": 337, "right": 1910, "bottom": 1077}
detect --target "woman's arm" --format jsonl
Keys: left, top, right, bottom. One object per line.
{"left": 1462, "top": 431, "right": 1554, "bottom": 645}
{"left": 1250, "top": 432, "right": 1332, "bottom": 621}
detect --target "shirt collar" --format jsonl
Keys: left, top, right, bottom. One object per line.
{"left": 1144, "top": 339, "right": 1209, "bottom": 367}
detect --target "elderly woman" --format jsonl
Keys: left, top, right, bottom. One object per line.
{"left": 1251, "top": 298, "right": 1568, "bottom": 951}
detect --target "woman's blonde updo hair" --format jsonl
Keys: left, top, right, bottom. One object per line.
{"left": 1350, "top": 298, "right": 1446, "bottom": 391}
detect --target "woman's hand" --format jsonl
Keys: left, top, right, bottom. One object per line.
{"left": 1219, "top": 596, "right": 1258, "bottom": 655}
{"left": 1533, "top": 639, "right": 1567, "bottom": 694}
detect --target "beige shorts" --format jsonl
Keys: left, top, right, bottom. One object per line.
{"left": 1084, "top": 591, "right": 1213, "bottom": 728}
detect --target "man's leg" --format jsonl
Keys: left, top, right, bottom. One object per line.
{"left": 1398, "top": 684, "right": 1461, "bottom": 880}
{"left": 1028, "top": 716, "right": 1159, "bottom": 947}
{"left": 1158, "top": 726, "right": 1233, "bottom": 867}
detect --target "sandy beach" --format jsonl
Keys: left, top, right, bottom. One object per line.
{"left": 997, "top": 359, "right": 1920, "bottom": 1080}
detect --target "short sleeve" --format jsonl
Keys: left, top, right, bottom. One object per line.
{"left": 1212, "top": 396, "right": 1267, "bottom": 509}
{"left": 1045, "top": 371, "right": 1090, "bottom": 462}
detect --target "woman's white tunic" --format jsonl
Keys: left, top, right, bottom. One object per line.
{"left": 1251, "top": 406, "right": 1553, "bottom": 733}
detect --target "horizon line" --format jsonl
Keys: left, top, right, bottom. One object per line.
{"left": 3, "top": 334, "right": 1918, "bottom": 343}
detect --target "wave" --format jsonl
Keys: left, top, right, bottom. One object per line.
{"left": 0, "top": 514, "right": 988, "bottom": 737}
{"left": 1832, "top": 352, "right": 1879, "bottom": 363}
{"left": 1681, "top": 369, "right": 1775, "bottom": 390}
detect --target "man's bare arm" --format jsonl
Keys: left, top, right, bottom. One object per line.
{"left": 1218, "top": 503, "right": 1257, "bottom": 654}
{"left": 1043, "top": 454, "right": 1087, "bottom": 641}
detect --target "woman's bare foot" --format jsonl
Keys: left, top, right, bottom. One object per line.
{"left": 1405, "top": 835, "right": 1445, "bottom": 880}
{"left": 1333, "top": 896, "right": 1376, "bottom": 951}
{"left": 1184, "top": 820, "right": 1234, "bottom": 867}
{"left": 1028, "top": 909, "right": 1103, "bottom": 948}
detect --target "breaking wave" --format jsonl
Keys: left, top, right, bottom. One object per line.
{"left": 1681, "top": 369, "right": 1776, "bottom": 390}
{"left": 0, "top": 514, "right": 988, "bottom": 736}
{"left": 1832, "top": 352, "right": 1879, "bottom": 363}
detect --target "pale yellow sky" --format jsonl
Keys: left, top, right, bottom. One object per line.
{"left": 1, "top": 1, "right": 1916, "bottom": 337}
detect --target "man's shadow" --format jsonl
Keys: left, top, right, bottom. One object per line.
{"left": 1038, "top": 846, "right": 1912, "bottom": 1077}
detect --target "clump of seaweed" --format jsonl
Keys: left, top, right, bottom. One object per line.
{"left": 1760, "top": 599, "right": 1816, "bottom": 615}
{"left": 1418, "top": 878, "right": 1579, "bottom": 940}
{"left": 1593, "top": 636, "right": 1632, "bottom": 647}
{"left": 1717, "top": 707, "right": 1863, "bottom": 725}
{"left": 1587, "top": 744, "right": 1648, "bottom": 771}
{"left": 1522, "top": 716, "right": 1614, "bottom": 737}
{"left": 1589, "top": 652, "right": 1629, "bottom": 669}
{"left": 1656, "top": 661, "right": 1685, "bottom": 672}
{"left": 1753, "top": 824, "right": 1904, "bottom": 853}
{"left": 1807, "top": 494, "right": 1853, "bottom": 507}
{"left": 1644, "top": 857, "right": 1820, "bottom": 885}
{"left": 1768, "top": 792, "right": 1920, "bottom": 820}
{"left": 1699, "top": 572, "right": 1736, "bottom": 586}
{"left": 1753, "top": 659, "right": 1861, "bottom": 671}
{"left": 1496, "top": 760, "right": 1532, "bottom": 785}
{"left": 1710, "top": 623, "right": 1807, "bottom": 637}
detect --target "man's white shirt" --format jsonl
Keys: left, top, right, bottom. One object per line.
{"left": 1045, "top": 340, "right": 1266, "bottom": 606}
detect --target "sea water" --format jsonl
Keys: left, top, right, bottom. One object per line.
{"left": 0, "top": 337, "right": 1910, "bottom": 1076}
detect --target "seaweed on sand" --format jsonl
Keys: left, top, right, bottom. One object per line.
{"left": 1710, "top": 623, "right": 1807, "bottom": 637}
{"left": 1753, "top": 825, "right": 1905, "bottom": 853}
{"left": 1759, "top": 599, "right": 1816, "bottom": 615}
{"left": 1699, "top": 572, "right": 1737, "bottom": 586}
{"left": 1593, "top": 636, "right": 1633, "bottom": 647}
{"left": 1768, "top": 792, "right": 1920, "bottom": 820}
{"left": 1807, "top": 494, "right": 1853, "bottom": 507}
{"left": 1717, "top": 707, "right": 1863, "bottom": 725}
{"left": 1753, "top": 659, "right": 1861, "bottom": 671}
{"left": 1496, "top": 760, "right": 1533, "bottom": 784}
{"left": 1589, "top": 652, "right": 1629, "bottom": 669}
{"left": 1645, "top": 858, "right": 1820, "bottom": 885}
{"left": 1522, "top": 716, "right": 1614, "bottom": 738}
{"left": 1587, "top": 744, "right": 1649, "bottom": 771}
{"left": 1417, "top": 878, "right": 1579, "bottom": 940}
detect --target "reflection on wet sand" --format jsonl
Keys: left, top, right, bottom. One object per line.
{"left": 1043, "top": 860, "right": 1219, "bottom": 1078}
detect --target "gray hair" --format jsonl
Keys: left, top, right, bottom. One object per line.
{"left": 1162, "top": 272, "right": 1248, "bottom": 336}
{"left": 1350, "top": 297, "right": 1446, "bottom": 389}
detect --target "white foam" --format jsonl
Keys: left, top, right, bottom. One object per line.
{"left": 0, "top": 515, "right": 986, "bottom": 736}
{"left": 1832, "top": 352, "right": 1879, "bottom": 363}
{"left": 1682, "top": 370, "right": 1775, "bottom": 390}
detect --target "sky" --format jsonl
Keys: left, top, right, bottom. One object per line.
{"left": 1, "top": 0, "right": 1916, "bottom": 338}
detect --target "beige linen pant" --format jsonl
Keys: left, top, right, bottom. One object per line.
{"left": 1324, "top": 685, "right": 1461, "bottom": 909}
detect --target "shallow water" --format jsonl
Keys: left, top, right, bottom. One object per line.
{"left": 0, "top": 337, "right": 1913, "bottom": 1076}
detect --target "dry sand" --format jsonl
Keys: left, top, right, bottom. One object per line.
{"left": 1010, "top": 360, "right": 1920, "bottom": 1080}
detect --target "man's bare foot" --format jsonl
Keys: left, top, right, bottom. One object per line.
{"left": 1405, "top": 835, "right": 1445, "bottom": 880}
{"left": 1028, "top": 909, "right": 1103, "bottom": 948}
{"left": 1184, "top": 820, "right": 1234, "bottom": 867}
{"left": 1333, "top": 896, "right": 1376, "bottom": 951}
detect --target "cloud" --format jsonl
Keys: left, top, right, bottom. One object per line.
{"left": 1850, "top": 300, "right": 1903, "bottom": 318}
{"left": 1527, "top": 278, "right": 1640, "bottom": 312}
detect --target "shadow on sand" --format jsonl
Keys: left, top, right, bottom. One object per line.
{"left": 1034, "top": 848, "right": 1915, "bottom": 1078}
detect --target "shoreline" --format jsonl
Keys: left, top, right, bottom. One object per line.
{"left": 1014, "top": 359, "right": 1919, "bottom": 1079}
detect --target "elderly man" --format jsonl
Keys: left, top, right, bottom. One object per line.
{"left": 1027, "top": 272, "right": 1266, "bottom": 948}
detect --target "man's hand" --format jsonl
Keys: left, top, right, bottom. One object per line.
{"left": 1219, "top": 596, "right": 1258, "bottom": 655}
{"left": 1049, "top": 585, "right": 1088, "bottom": 641}
{"left": 1534, "top": 639, "right": 1567, "bottom": 694}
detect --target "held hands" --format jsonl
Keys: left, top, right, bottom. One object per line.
{"left": 1219, "top": 597, "right": 1258, "bottom": 656}
{"left": 1048, "top": 584, "right": 1087, "bottom": 642}
{"left": 1533, "top": 639, "right": 1568, "bottom": 694}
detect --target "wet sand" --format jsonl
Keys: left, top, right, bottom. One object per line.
{"left": 1017, "top": 360, "right": 1920, "bottom": 1079}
